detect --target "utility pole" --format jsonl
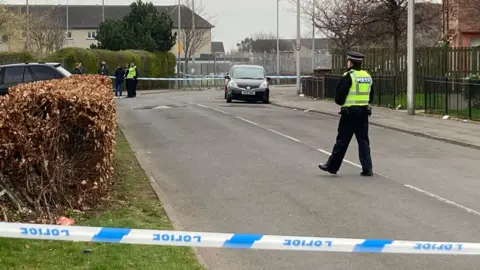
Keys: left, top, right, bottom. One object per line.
{"left": 407, "top": 0, "right": 415, "bottom": 115}
{"left": 295, "top": 0, "right": 301, "bottom": 94}
{"left": 102, "top": 0, "right": 105, "bottom": 22}
{"left": 26, "top": 0, "right": 30, "bottom": 51}
{"left": 312, "top": 3, "right": 315, "bottom": 71}
{"left": 192, "top": 0, "right": 195, "bottom": 67}
{"left": 66, "top": 0, "right": 69, "bottom": 47}
{"left": 276, "top": 0, "right": 280, "bottom": 84}
{"left": 177, "top": 0, "right": 181, "bottom": 89}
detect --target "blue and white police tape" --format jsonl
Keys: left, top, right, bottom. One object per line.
{"left": 1, "top": 222, "right": 480, "bottom": 254}
{"left": 108, "top": 76, "right": 306, "bottom": 81}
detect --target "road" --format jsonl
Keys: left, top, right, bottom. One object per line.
{"left": 116, "top": 89, "right": 480, "bottom": 270}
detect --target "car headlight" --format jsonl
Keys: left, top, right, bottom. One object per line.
{"left": 259, "top": 81, "right": 268, "bottom": 89}
{"left": 228, "top": 81, "right": 238, "bottom": 88}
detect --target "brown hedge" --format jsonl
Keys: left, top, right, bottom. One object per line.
{"left": 0, "top": 75, "right": 116, "bottom": 222}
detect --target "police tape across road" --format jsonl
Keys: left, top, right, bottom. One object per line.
{"left": 108, "top": 75, "right": 307, "bottom": 81}
{"left": 1, "top": 222, "right": 480, "bottom": 255}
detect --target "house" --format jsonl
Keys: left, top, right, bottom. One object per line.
{"left": 2, "top": 4, "right": 214, "bottom": 58}
{"left": 445, "top": 0, "right": 480, "bottom": 47}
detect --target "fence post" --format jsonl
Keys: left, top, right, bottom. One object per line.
{"left": 445, "top": 77, "right": 449, "bottom": 116}
{"left": 468, "top": 81, "right": 472, "bottom": 119}
{"left": 423, "top": 78, "right": 427, "bottom": 114}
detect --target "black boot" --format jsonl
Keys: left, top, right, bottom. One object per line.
{"left": 360, "top": 171, "right": 373, "bottom": 176}
{"left": 318, "top": 164, "right": 337, "bottom": 175}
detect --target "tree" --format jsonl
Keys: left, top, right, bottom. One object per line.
{"left": 95, "top": 19, "right": 129, "bottom": 51}
{"left": 0, "top": 6, "right": 25, "bottom": 51}
{"left": 295, "top": 0, "right": 378, "bottom": 52}
{"left": 28, "top": 7, "right": 66, "bottom": 55}
{"left": 178, "top": 0, "right": 213, "bottom": 74}
{"left": 95, "top": 0, "right": 176, "bottom": 52}
{"left": 237, "top": 37, "right": 253, "bottom": 52}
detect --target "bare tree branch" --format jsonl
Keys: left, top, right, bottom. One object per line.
{"left": 28, "top": 7, "right": 66, "bottom": 55}
{"left": 179, "top": 0, "right": 213, "bottom": 73}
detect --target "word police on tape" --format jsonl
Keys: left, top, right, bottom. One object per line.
{"left": 1, "top": 222, "right": 480, "bottom": 254}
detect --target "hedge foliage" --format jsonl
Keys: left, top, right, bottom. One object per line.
{"left": 0, "top": 52, "right": 34, "bottom": 65}
{"left": 0, "top": 75, "right": 116, "bottom": 222}
{"left": 45, "top": 48, "right": 176, "bottom": 89}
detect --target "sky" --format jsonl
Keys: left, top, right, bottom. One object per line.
{"left": 6, "top": 0, "right": 315, "bottom": 51}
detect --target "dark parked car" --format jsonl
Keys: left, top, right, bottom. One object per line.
{"left": 224, "top": 64, "right": 271, "bottom": 103}
{"left": 0, "top": 62, "right": 72, "bottom": 95}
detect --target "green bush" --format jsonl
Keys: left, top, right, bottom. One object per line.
{"left": 0, "top": 52, "right": 34, "bottom": 65}
{"left": 46, "top": 47, "right": 175, "bottom": 90}
{"left": 462, "top": 74, "right": 480, "bottom": 109}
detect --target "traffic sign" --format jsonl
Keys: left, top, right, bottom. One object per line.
{"left": 295, "top": 44, "right": 301, "bottom": 51}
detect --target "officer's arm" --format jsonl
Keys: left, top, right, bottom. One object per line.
{"left": 334, "top": 74, "right": 352, "bottom": 106}
{"left": 369, "top": 83, "right": 374, "bottom": 104}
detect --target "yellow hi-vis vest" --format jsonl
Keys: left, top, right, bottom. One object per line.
{"left": 126, "top": 67, "right": 136, "bottom": 79}
{"left": 342, "top": 70, "right": 372, "bottom": 107}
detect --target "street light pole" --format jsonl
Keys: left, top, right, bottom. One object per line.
{"left": 312, "top": 3, "right": 315, "bottom": 71}
{"left": 66, "top": 0, "right": 69, "bottom": 47}
{"left": 102, "top": 0, "right": 105, "bottom": 22}
{"left": 296, "top": 0, "right": 301, "bottom": 94}
{"left": 192, "top": 0, "right": 195, "bottom": 66}
{"left": 407, "top": 0, "right": 415, "bottom": 115}
{"left": 276, "top": 0, "right": 280, "bottom": 84}
{"left": 177, "top": 0, "right": 181, "bottom": 89}
{"left": 26, "top": 0, "right": 30, "bottom": 51}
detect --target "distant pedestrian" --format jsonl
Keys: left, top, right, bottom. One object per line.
{"left": 98, "top": 61, "right": 109, "bottom": 76}
{"left": 318, "top": 51, "right": 374, "bottom": 176}
{"left": 72, "top": 62, "right": 83, "bottom": 75}
{"left": 114, "top": 64, "right": 125, "bottom": 97}
{"left": 124, "top": 61, "right": 138, "bottom": 98}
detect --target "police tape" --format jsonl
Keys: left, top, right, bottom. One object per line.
{"left": 1, "top": 222, "right": 480, "bottom": 254}
{"left": 108, "top": 76, "right": 305, "bottom": 81}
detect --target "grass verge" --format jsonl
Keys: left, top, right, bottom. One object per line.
{"left": 0, "top": 128, "right": 204, "bottom": 270}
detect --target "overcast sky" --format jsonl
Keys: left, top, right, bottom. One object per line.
{"left": 6, "top": 0, "right": 314, "bottom": 51}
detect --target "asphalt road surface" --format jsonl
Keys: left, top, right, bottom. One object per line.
{"left": 116, "top": 89, "right": 480, "bottom": 270}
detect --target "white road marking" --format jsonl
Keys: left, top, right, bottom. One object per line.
{"left": 236, "top": 116, "right": 260, "bottom": 126}
{"left": 404, "top": 184, "right": 480, "bottom": 218}
{"left": 268, "top": 129, "right": 301, "bottom": 142}
{"left": 193, "top": 102, "right": 480, "bottom": 218}
{"left": 317, "top": 149, "right": 361, "bottom": 168}
{"left": 211, "top": 108, "right": 231, "bottom": 115}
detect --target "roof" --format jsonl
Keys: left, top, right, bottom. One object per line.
{"left": 211, "top": 42, "right": 225, "bottom": 53}
{"left": 6, "top": 4, "right": 214, "bottom": 29}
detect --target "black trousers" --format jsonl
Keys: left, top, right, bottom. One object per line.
{"left": 126, "top": 79, "right": 136, "bottom": 97}
{"left": 326, "top": 106, "right": 373, "bottom": 172}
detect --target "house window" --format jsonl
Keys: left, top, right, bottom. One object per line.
{"left": 67, "top": 32, "right": 72, "bottom": 39}
{"left": 1, "top": 35, "right": 8, "bottom": 43}
{"left": 87, "top": 31, "right": 97, "bottom": 39}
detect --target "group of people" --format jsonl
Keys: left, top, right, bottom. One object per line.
{"left": 71, "top": 61, "right": 139, "bottom": 98}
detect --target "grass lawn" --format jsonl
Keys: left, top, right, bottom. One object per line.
{"left": 0, "top": 128, "right": 205, "bottom": 270}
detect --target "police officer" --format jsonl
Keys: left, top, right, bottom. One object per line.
{"left": 318, "top": 51, "right": 374, "bottom": 176}
{"left": 124, "top": 62, "right": 138, "bottom": 98}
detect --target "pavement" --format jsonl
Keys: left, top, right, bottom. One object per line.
{"left": 270, "top": 85, "right": 480, "bottom": 149}
{"left": 116, "top": 88, "right": 480, "bottom": 270}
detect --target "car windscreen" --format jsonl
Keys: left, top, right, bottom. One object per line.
{"left": 232, "top": 67, "right": 265, "bottom": 80}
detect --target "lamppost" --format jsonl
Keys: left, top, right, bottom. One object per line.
{"left": 276, "top": 0, "right": 280, "bottom": 84}
{"left": 295, "top": 0, "right": 301, "bottom": 94}
{"left": 407, "top": 0, "right": 415, "bottom": 115}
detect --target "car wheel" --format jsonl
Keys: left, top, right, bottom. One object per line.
{"left": 262, "top": 99, "right": 269, "bottom": 104}
{"left": 226, "top": 98, "right": 232, "bottom": 103}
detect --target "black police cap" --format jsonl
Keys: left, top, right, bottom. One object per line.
{"left": 347, "top": 51, "right": 365, "bottom": 62}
